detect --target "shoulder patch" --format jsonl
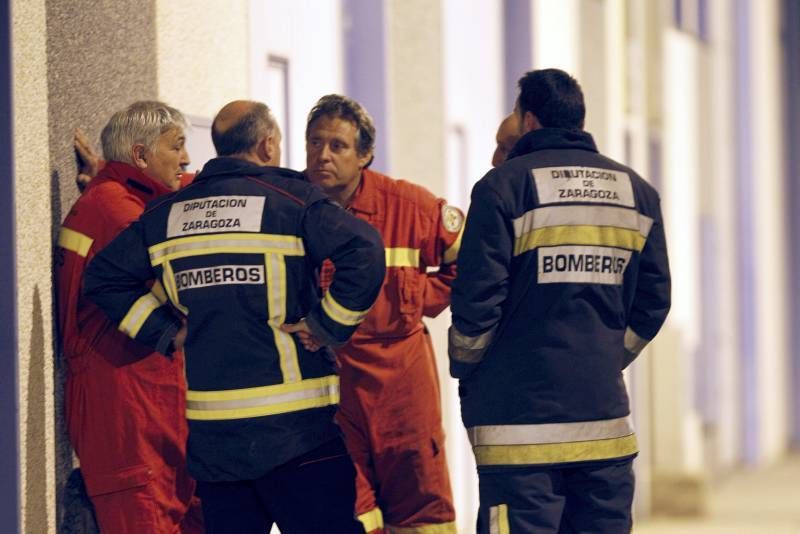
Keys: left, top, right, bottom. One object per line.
{"left": 441, "top": 205, "right": 464, "bottom": 233}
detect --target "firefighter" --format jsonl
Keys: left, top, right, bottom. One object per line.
{"left": 449, "top": 69, "right": 671, "bottom": 533}
{"left": 55, "top": 101, "right": 203, "bottom": 533}
{"left": 304, "top": 94, "right": 459, "bottom": 533}
{"left": 491, "top": 111, "right": 521, "bottom": 168}
{"left": 83, "top": 100, "right": 386, "bottom": 533}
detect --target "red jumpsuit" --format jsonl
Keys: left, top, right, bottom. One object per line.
{"left": 323, "top": 169, "right": 463, "bottom": 533}
{"left": 56, "top": 161, "right": 203, "bottom": 533}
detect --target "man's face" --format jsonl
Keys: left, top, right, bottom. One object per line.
{"left": 491, "top": 113, "right": 521, "bottom": 168}
{"left": 305, "top": 116, "right": 371, "bottom": 201}
{"left": 144, "top": 127, "right": 190, "bottom": 191}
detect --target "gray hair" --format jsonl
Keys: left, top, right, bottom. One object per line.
{"left": 211, "top": 102, "right": 278, "bottom": 157}
{"left": 101, "top": 101, "right": 188, "bottom": 164}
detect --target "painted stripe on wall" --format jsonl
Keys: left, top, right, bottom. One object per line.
{"left": 503, "top": 0, "right": 532, "bottom": 111}
{"left": 734, "top": 0, "right": 759, "bottom": 463}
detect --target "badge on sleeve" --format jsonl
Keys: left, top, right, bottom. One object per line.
{"left": 441, "top": 205, "right": 464, "bottom": 233}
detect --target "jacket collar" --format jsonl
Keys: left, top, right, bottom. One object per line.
{"left": 194, "top": 156, "right": 302, "bottom": 182}
{"left": 89, "top": 160, "right": 172, "bottom": 203}
{"left": 506, "top": 128, "right": 598, "bottom": 160}
{"left": 347, "top": 168, "right": 378, "bottom": 215}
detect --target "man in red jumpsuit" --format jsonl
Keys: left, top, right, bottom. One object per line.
{"left": 56, "top": 101, "right": 203, "bottom": 533}
{"left": 304, "top": 94, "right": 461, "bottom": 533}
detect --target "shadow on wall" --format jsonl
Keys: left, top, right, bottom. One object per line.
{"left": 25, "top": 286, "right": 48, "bottom": 532}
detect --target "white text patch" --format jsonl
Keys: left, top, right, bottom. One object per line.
{"left": 538, "top": 245, "right": 632, "bottom": 285}
{"left": 167, "top": 196, "right": 265, "bottom": 237}
{"left": 174, "top": 265, "right": 265, "bottom": 291}
{"left": 532, "top": 167, "right": 634, "bottom": 207}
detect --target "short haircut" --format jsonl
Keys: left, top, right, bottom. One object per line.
{"left": 306, "top": 94, "right": 376, "bottom": 160}
{"left": 517, "top": 69, "right": 586, "bottom": 130}
{"left": 101, "top": 101, "right": 187, "bottom": 164}
{"left": 211, "top": 102, "right": 277, "bottom": 157}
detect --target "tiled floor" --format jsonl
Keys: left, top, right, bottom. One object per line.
{"left": 635, "top": 455, "right": 800, "bottom": 533}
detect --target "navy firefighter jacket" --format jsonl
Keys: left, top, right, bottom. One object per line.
{"left": 84, "top": 156, "right": 386, "bottom": 481}
{"left": 449, "top": 128, "right": 670, "bottom": 468}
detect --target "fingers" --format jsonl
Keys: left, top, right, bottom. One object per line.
{"left": 281, "top": 321, "right": 323, "bottom": 352}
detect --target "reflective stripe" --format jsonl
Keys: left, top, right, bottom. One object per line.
{"left": 266, "top": 253, "right": 300, "bottom": 383}
{"left": 321, "top": 292, "right": 370, "bottom": 327}
{"left": 58, "top": 227, "right": 93, "bottom": 257}
{"left": 514, "top": 225, "right": 646, "bottom": 257}
{"left": 489, "top": 504, "right": 510, "bottom": 534}
{"left": 513, "top": 205, "right": 653, "bottom": 239}
{"left": 162, "top": 261, "right": 188, "bottom": 314}
{"left": 148, "top": 232, "right": 304, "bottom": 265}
{"left": 150, "top": 280, "right": 168, "bottom": 304}
{"left": 473, "top": 434, "right": 638, "bottom": 466}
{"left": 442, "top": 226, "right": 463, "bottom": 265}
{"left": 385, "top": 521, "right": 458, "bottom": 533}
{"left": 449, "top": 325, "right": 495, "bottom": 363}
{"left": 468, "top": 416, "right": 634, "bottom": 446}
{"left": 386, "top": 247, "right": 420, "bottom": 268}
{"left": 118, "top": 293, "right": 162, "bottom": 338}
{"left": 357, "top": 507, "right": 384, "bottom": 533}
{"left": 186, "top": 375, "right": 338, "bottom": 420}
{"left": 624, "top": 327, "right": 649, "bottom": 355}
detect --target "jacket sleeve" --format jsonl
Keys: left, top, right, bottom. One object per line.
{"left": 302, "top": 199, "right": 386, "bottom": 345}
{"left": 83, "top": 220, "right": 182, "bottom": 356}
{"left": 420, "top": 200, "right": 465, "bottom": 318}
{"left": 623, "top": 199, "right": 671, "bottom": 367}
{"left": 449, "top": 177, "right": 512, "bottom": 378}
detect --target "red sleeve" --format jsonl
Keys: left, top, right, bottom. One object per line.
{"left": 420, "top": 197, "right": 465, "bottom": 318}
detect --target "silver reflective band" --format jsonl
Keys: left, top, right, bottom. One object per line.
{"left": 624, "top": 327, "right": 649, "bottom": 355}
{"left": 513, "top": 205, "right": 653, "bottom": 239}
{"left": 187, "top": 381, "right": 339, "bottom": 412}
{"left": 468, "top": 416, "right": 634, "bottom": 446}
{"left": 149, "top": 233, "right": 305, "bottom": 265}
{"left": 448, "top": 325, "right": 496, "bottom": 363}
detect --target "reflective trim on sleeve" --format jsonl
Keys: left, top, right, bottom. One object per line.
{"left": 58, "top": 227, "right": 94, "bottom": 257}
{"left": 385, "top": 247, "right": 420, "bottom": 268}
{"left": 442, "top": 226, "right": 464, "bottom": 265}
{"left": 449, "top": 325, "right": 496, "bottom": 363}
{"left": 384, "top": 521, "right": 457, "bottom": 533}
{"left": 162, "top": 261, "right": 188, "bottom": 315}
{"left": 118, "top": 292, "right": 162, "bottom": 338}
{"left": 150, "top": 280, "right": 168, "bottom": 304}
{"left": 624, "top": 327, "right": 649, "bottom": 355}
{"left": 321, "top": 291, "right": 370, "bottom": 327}
{"left": 468, "top": 417, "right": 638, "bottom": 466}
{"left": 468, "top": 416, "right": 634, "bottom": 446}
{"left": 489, "top": 504, "right": 510, "bottom": 534}
{"left": 148, "top": 233, "right": 305, "bottom": 265}
{"left": 186, "top": 375, "right": 339, "bottom": 420}
{"left": 265, "top": 253, "right": 301, "bottom": 383}
{"left": 357, "top": 507, "right": 384, "bottom": 533}
{"left": 514, "top": 225, "right": 646, "bottom": 257}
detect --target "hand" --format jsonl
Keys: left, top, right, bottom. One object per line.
{"left": 74, "top": 128, "right": 100, "bottom": 191}
{"left": 281, "top": 319, "right": 323, "bottom": 352}
{"left": 173, "top": 316, "right": 188, "bottom": 351}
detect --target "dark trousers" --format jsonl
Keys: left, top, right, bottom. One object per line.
{"left": 477, "top": 458, "right": 635, "bottom": 534}
{"left": 196, "top": 437, "right": 365, "bottom": 534}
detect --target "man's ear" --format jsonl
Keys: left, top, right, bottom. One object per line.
{"left": 357, "top": 150, "right": 373, "bottom": 170}
{"left": 131, "top": 143, "right": 148, "bottom": 169}
{"left": 523, "top": 111, "right": 541, "bottom": 133}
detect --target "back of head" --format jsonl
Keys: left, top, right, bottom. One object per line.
{"left": 211, "top": 101, "right": 277, "bottom": 157}
{"left": 517, "top": 69, "right": 585, "bottom": 130}
{"left": 101, "top": 101, "right": 187, "bottom": 164}
{"left": 306, "top": 94, "right": 376, "bottom": 165}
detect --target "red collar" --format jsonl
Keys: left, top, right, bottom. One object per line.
{"left": 347, "top": 168, "right": 378, "bottom": 215}
{"left": 87, "top": 160, "right": 173, "bottom": 203}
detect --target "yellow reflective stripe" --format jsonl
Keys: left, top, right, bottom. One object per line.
{"left": 357, "top": 507, "right": 384, "bottom": 532}
{"left": 473, "top": 434, "right": 638, "bottom": 466}
{"left": 513, "top": 226, "right": 646, "bottom": 257}
{"left": 266, "top": 253, "right": 300, "bottom": 383}
{"left": 513, "top": 205, "right": 653, "bottom": 238}
{"left": 442, "top": 226, "right": 463, "bottom": 265}
{"left": 321, "top": 292, "right": 370, "bottom": 327}
{"left": 148, "top": 232, "right": 304, "bottom": 266}
{"left": 150, "top": 280, "right": 168, "bottom": 304}
{"left": 386, "top": 522, "right": 457, "bottom": 534}
{"left": 468, "top": 416, "right": 633, "bottom": 446}
{"left": 58, "top": 227, "right": 93, "bottom": 257}
{"left": 186, "top": 375, "right": 339, "bottom": 420}
{"left": 386, "top": 247, "right": 420, "bottom": 268}
{"left": 162, "top": 261, "right": 188, "bottom": 314}
{"left": 118, "top": 292, "right": 162, "bottom": 338}
{"left": 489, "top": 504, "right": 510, "bottom": 534}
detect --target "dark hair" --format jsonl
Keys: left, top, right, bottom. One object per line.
{"left": 211, "top": 102, "right": 276, "bottom": 156}
{"left": 517, "top": 69, "right": 585, "bottom": 130}
{"left": 306, "top": 94, "right": 376, "bottom": 159}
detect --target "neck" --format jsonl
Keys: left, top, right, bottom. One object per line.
{"left": 232, "top": 152, "right": 272, "bottom": 167}
{"left": 333, "top": 173, "right": 362, "bottom": 208}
